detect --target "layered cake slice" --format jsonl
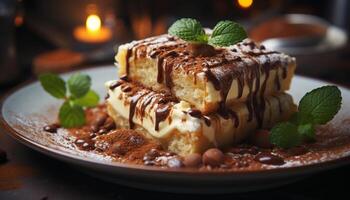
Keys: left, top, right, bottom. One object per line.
{"left": 116, "top": 35, "right": 296, "bottom": 114}
{"left": 105, "top": 79, "right": 296, "bottom": 155}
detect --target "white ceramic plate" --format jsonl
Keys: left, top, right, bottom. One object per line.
{"left": 1, "top": 65, "right": 350, "bottom": 193}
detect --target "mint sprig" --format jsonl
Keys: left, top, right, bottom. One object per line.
{"left": 208, "top": 20, "right": 247, "bottom": 47}
{"left": 168, "top": 18, "right": 207, "bottom": 43}
{"left": 299, "top": 86, "right": 342, "bottom": 124}
{"left": 270, "top": 122, "right": 302, "bottom": 148}
{"left": 39, "top": 74, "right": 66, "bottom": 99}
{"left": 39, "top": 73, "right": 100, "bottom": 128}
{"left": 270, "top": 85, "right": 342, "bottom": 148}
{"left": 67, "top": 73, "right": 91, "bottom": 98}
{"left": 168, "top": 18, "right": 247, "bottom": 47}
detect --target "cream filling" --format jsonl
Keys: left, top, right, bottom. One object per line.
{"left": 105, "top": 81, "right": 220, "bottom": 145}
{"left": 105, "top": 80, "right": 296, "bottom": 148}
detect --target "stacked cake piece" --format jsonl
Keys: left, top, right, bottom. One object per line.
{"left": 105, "top": 34, "right": 296, "bottom": 156}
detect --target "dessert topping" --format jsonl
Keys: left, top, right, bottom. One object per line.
{"left": 254, "top": 152, "right": 285, "bottom": 166}
{"left": 43, "top": 123, "right": 60, "bottom": 133}
{"left": 202, "top": 148, "right": 224, "bottom": 167}
{"left": 183, "top": 153, "right": 202, "bottom": 167}
{"left": 168, "top": 18, "right": 247, "bottom": 47}
{"left": 39, "top": 73, "right": 99, "bottom": 128}
{"left": 270, "top": 85, "right": 342, "bottom": 148}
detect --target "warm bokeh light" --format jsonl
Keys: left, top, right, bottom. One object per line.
{"left": 74, "top": 13, "right": 112, "bottom": 43}
{"left": 86, "top": 14, "right": 101, "bottom": 32}
{"left": 237, "top": 0, "right": 253, "bottom": 9}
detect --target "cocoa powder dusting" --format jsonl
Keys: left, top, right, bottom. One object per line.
{"left": 51, "top": 101, "right": 350, "bottom": 171}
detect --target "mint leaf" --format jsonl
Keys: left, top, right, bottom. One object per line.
{"left": 270, "top": 122, "right": 302, "bottom": 148}
{"left": 290, "top": 112, "right": 314, "bottom": 125}
{"left": 74, "top": 90, "right": 99, "bottom": 107}
{"left": 168, "top": 18, "right": 206, "bottom": 42}
{"left": 67, "top": 73, "right": 91, "bottom": 98}
{"left": 39, "top": 73, "right": 66, "bottom": 99}
{"left": 59, "top": 101, "right": 85, "bottom": 128}
{"left": 298, "top": 123, "right": 315, "bottom": 141}
{"left": 208, "top": 20, "right": 247, "bottom": 47}
{"left": 299, "top": 85, "right": 342, "bottom": 124}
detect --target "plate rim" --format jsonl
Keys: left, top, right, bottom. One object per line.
{"left": 1, "top": 66, "right": 350, "bottom": 177}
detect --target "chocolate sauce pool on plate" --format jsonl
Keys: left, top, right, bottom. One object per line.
{"left": 255, "top": 152, "right": 285, "bottom": 165}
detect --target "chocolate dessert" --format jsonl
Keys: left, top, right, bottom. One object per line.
{"left": 37, "top": 18, "right": 343, "bottom": 171}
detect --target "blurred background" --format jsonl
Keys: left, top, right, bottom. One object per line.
{"left": 0, "top": 0, "right": 349, "bottom": 93}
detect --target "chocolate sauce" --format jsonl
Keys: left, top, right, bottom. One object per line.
{"left": 121, "top": 85, "right": 132, "bottom": 92}
{"left": 129, "top": 92, "right": 148, "bottom": 129}
{"left": 43, "top": 123, "right": 60, "bottom": 133}
{"left": 123, "top": 36, "right": 291, "bottom": 131}
{"left": 157, "top": 56, "right": 165, "bottom": 83}
{"left": 237, "top": 76, "right": 244, "bottom": 99}
{"left": 282, "top": 66, "right": 288, "bottom": 79}
{"left": 140, "top": 92, "right": 155, "bottom": 119}
{"left": 254, "top": 152, "right": 285, "bottom": 165}
{"left": 120, "top": 75, "right": 129, "bottom": 81}
{"left": 157, "top": 50, "right": 178, "bottom": 85}
{"left": 217, "top": 103, "right": 239, "bottom": 128}
{"left": 203, "top": 67, "right": 221, "bottom": 90}
{"left": 165, "top": 61, "right": 174, "bottom": 89}
{"left": 228, "top": 109, "right": 239, "bottom": 128}
{"left": 109, "top": 80, "right": 122, "bottom": 90}
{"left": 273, "top": 94, "right": 283, "bottom": 114}
{"left": 203, "top": 115, "right": 211, "bottom": 126}
{"left": 155, "top": 103, "right": 171, "bottom": 131}
{"left": 275, "top": 70, "right": 281, "bottom": 91}
{"left": 251, "top": 58, "right": 263, "bottom": 127}
{"left": 188, "top": 109, "right": 202, "bottom": 118}
{"left": 189, "top": 43, "right": 216, "bottom": 57}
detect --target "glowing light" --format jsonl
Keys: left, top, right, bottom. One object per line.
{"left": 237, "top": 0, "right": 253, "bottom": 9}
{"left": 74, "top": 14, "right": 112, "bottom": 43}
{"left": 86, "top": 14, "right": 101, "bottom": 32}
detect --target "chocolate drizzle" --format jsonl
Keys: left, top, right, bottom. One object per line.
{"left": 109, "top": 80, "right": 122, "bottom": 90}
{"left": 254, "top": 152, "right": 285, "bottom": 165}
{"left": 122, "top": 36, "right": 293, "bottom": 131}
{"left": 203, "top": 116, "right": 211, "bottom": 126}
{"left": 129, "top": 92, "right": 148, "bottom": 129}
{"left": 188, "top": 109, "right": 202, "bottom": 118}
{"left": 155, "top": 103, "right": 171, "bottom": 131}
{"left": 187, "top": 109, "right": 213, "bottom": 127}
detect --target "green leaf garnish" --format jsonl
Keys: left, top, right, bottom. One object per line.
{"left": 59, "top": 101, "right": 86, "bottom": 128}
{"left": 168, "top": 18, "right": 247, "bottom": 47}
{"left": 39, "top": 73, "right": 66, "bottom": 99}
{"left": 270, "top": 85, "right": 342, "bottom": 148}
{"left": 270, "top": 122, "right": 302, "bottom": 148}
{"left": 67, "top": 73, "right": 91, "bottom": 98}
{"left": 168, "top": 18, "right": 206, "bottom": 43}
{"left": 299, "top": 85, "right": 342, "bottom": 124}
{"left": 297, "top": 123, "right": 315, "bottom": 141}
{"left": 39, "top": 72, "right": 99, "bottom": 128}
{"left": 208, "top": 20, "right": 247, "bottom": 47}
{"left": 73, "top": 90, "right": 99, "bottom": 107}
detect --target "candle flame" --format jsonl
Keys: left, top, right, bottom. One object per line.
{"left": 86, "top": 14, "right": 101, "bottom": 32}
{"left": 237, "top": 0, "right": 253, "bottom": 9}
